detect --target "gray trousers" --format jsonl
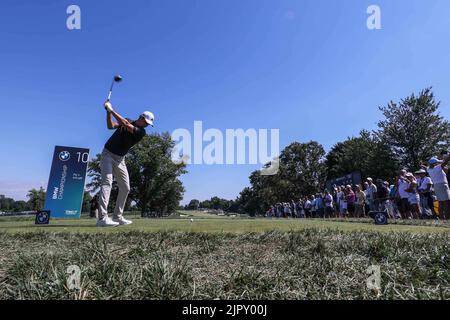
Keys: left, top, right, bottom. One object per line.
{"left": 98, "top": 148, "right": 130, "bottom": 220}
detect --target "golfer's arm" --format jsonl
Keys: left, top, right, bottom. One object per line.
{"left": 111, "top": 110, "right": 135, "bottom": 132}
{"left": 106, "top": 111, "right": 119, "bottom": 129}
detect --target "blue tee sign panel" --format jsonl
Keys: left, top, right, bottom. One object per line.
{"left": 44, "top": 146, "right": 90, "bottom": 219}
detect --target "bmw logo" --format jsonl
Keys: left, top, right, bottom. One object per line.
{"left": 35, "top": 210, "right": 50, "bottom": 225}
{"left": 59, "top": 151, "right": 70, "bottom": 161}
{"left": 374, "top": 212, "right": 388, "bottom": 225}
{"left": 37, "top": 212, "right": 48, "bottom": 223}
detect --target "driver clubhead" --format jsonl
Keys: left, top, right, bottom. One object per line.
{"left": 114, "top": 75, "right": 123, "bottom": 82}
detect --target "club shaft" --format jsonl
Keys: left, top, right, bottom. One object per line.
{"left": 107, "top": 79, "right": 115, "bottom": 101}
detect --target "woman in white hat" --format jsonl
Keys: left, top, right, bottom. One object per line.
{"left": 422, "top": 156, "right": 450, "bottom": 220}
{"left": 405, "top": 172, "right": 420, "bottom": 219}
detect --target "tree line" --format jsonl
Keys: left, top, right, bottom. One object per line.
{"left": 185, "top": 88, "right": 450, "bottom": 215}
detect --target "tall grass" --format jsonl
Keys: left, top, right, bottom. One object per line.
{"left": 0, "top": 230, "right": 449, "bottom": 300}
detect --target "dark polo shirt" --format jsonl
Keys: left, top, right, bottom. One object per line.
{"left": 105, "top": 121, "right": 146, "bottom": 156}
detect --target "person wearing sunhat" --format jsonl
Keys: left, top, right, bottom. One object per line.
{"left": 405, "top": 172, "right": 420, "bottom": 219}
{"left": 422, "top": 156, "right": 450, "bottom": 219}
{"left": 365, "top": 178, "right": 377, "bottom": 212}
{"left": 396, "top": 169, "right": 412, "bottom": 219}
{"left": 96, "top": 101, "right": 155, "bottom": 227}
{"left": 415, "top": 169, "right": 434, "bottom": 218}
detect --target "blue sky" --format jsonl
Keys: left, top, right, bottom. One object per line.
{"left": 1, "top": 0, "right": 450, "bottom": 203}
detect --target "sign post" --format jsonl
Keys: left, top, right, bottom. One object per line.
{"left": 44, "top": 146, "right": 90, "bottom": 219}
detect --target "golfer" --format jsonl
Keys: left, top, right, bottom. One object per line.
{"left": 97, "top": 101, "right": 154, "bottom": 227}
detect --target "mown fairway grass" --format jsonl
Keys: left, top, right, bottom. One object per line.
{"left": 1, "top": 211, "right": 450, "bottom": 234}
{"left": 1, "top": 211, "right": 450, "bottom": 300}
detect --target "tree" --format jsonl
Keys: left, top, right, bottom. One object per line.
{"left": 199, "top": 200, "right": 211, "bottom": 209}
{"left": 187, "top": 199, "right": 200, "bottom": 210}
{"left": 325, "top": 130, "right": 398, "bottom": 182}
{"left": 236, "top": 141, "right": 327, "bottom": 214}
{"left": 27, "top": 187, "right": 46, "bottom": 211}
{"left": 81, "top": 191, "right": 92, "bottom": 213}
{"left": 377, "top": 88, "right": 450, "bottom": 170}
{"left": 88, "top": 133, "right": 187, "bottom": 216}
{"left": 13, "top": 201, "right": 29, "bottom": 212}
{"left": 0, "top": 196, "right": 14, "bottom": 211}
{"left": 236, "top": 187, "right": 262, "bottom": 216}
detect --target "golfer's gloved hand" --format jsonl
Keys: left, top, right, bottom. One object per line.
{"left": 104, "top": 101, "right": 114, "bottom": 112}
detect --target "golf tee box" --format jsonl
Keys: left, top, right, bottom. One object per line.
{"left": 44, "top": 146, "right": 90, "bottom": 219}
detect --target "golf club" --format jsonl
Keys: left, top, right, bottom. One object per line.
{"left": 106, "top": 74, "right": 123, "bottom": 102}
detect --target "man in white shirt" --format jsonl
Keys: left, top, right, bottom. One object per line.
{"left": 396, "top": 169, "right": 412, "bottom": 219}
{"left": 424, "top": 156, "right": 450, "bottom": 219}
{"left": 415, "top": 169, "right": 434, "bottom": 218}
{"left": 365, "top": 178, "right": 377, "bottom": 212}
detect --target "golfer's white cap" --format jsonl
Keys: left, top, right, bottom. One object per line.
{"left": 141, "top": 111, "right": 154, "bottom": 127}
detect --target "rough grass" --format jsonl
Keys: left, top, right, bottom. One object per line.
{"left": 0, "top": 230, "right": 449, "bottom": 300}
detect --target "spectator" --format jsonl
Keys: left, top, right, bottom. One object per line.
{"left": 355, "top": 185, "right": 366, "bottom": 218}
{"left": 405, "top": 172, "right": 420, "bottom": 219}
{"left": 397, "top": 170, "right": 412, "bottom": 219}
{"left": 332, "top": 187, "right": 339, "bottom": 217}
{"left": 363, "top": 182, "right": 370, "bottom": 213}
{"left": 337, "top": 187, "right": 347, "bottom": 218}
{"left": 324, "top": 190, "right": 333, "bottom": 218}
{"left": 310, "top": 195, "right": 317, "bottom": 218}
{"left": 387, "top": 184, "right": 400, "bottom": 219}
{"left": 424, "top": 156, "right": 450, "bottom": 220}
{"left": 304, "top": 197, "right": 312, "bottom": 218}
{"left": 291, "top": 200, "right": 297, "bottom": 218}
{"left": 439, "top": 150, "right": 450, "bottom": 184}
{"left": 366, "top": 178, "right": 378, "bottom": 212}
{"left": 375, "top": 179, "right": 390, "bottom": 212}
{"left": 267, "top": 205, "right": 274, "bottom": 218}
{"left": 415, "top": 169, "right": 434, "bottom": 218}
{"left": 276, "top": 203, "right": 283, "bottom": 218}
{"left": 296, "top": 199, "right": 305, "bottom": 218}
{"left": 284, "top": 203, "right": 291, "bottom": 218}
{"left": 315, "top": 193, "right": 325, "bottom": 218}
{"left": 345, "top": 185, "right": 356, "bottom": 217}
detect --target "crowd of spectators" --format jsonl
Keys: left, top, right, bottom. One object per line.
{"left": 266, "top": 153, "right": 450, "bottom": 220}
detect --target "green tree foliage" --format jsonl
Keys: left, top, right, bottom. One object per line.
{"left": 236, "top": 141, "right": 327, "bottom": 214}
{"left": 26, "top": 187, "right": 46, "bottom": 211}
{"left": 377, "top": 88, "right": 450, "bottom": 170}
{"left": 13, "top": 201, "right": 29, "bottom": 212}
{"left": 81, "top": 191, "right": 92, "bottom": 213}
{"left": 192, "top": 197, "right": 238, "bottom": 212}
{"left": 325, "top": 130, "right": 398, "bottom": 182}
{"left": 199, "top": 200, "right": 211, "bottom": 209}
{"left": 187, "top": 199, "right": 200, "bottom": 210}
{"left": 0, "top": 196, "right": 15, "bottom": 211}
{"left": 87, "top": 133, "right": 187, "bottom": 216}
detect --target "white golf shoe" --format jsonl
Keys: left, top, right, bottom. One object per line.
{"left": 96, "top": 217, "right": 120, "bottom": 227}
{"left": 112, "top": 217, "right": 133, "bottom": 226}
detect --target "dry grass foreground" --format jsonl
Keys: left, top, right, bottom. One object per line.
{"left": 0, "top": 229, "right": 449, "bottom": 300}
